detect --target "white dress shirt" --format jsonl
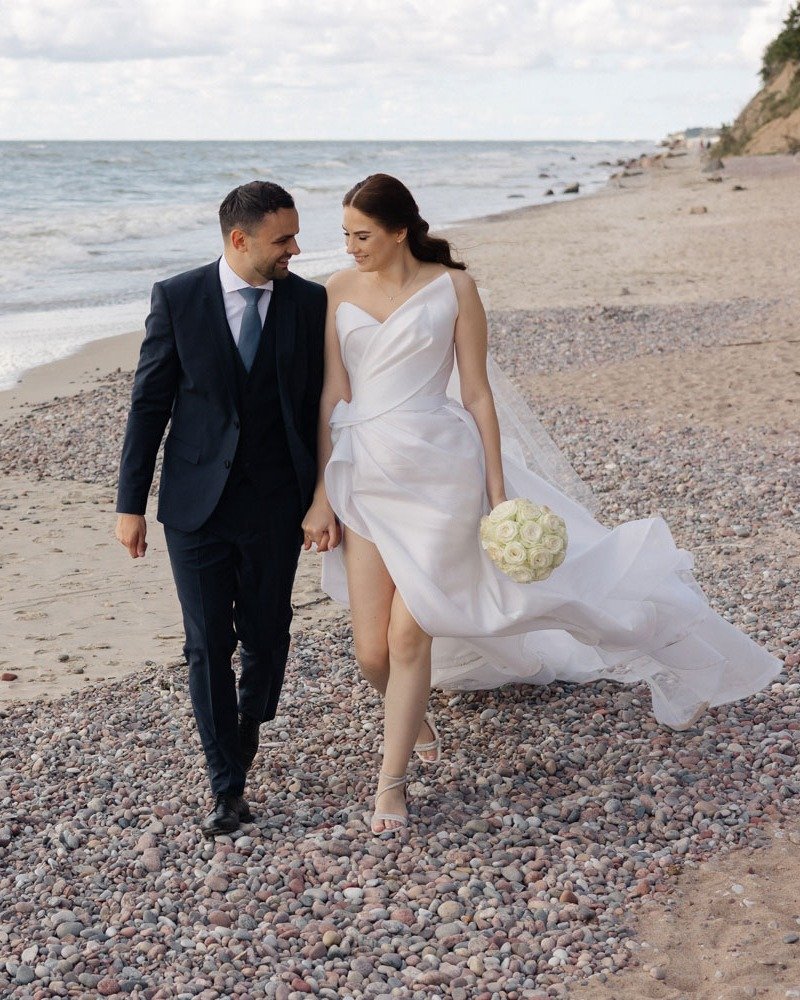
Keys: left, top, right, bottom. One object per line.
{"left": 218, "top": 255, "right": 273, "bottom": 346}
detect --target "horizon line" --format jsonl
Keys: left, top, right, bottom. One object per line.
{"left": 0, "top": 135, "right": 662, "bottom": 144}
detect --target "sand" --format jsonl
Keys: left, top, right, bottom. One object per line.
{"left": 1, "top": 151, "right": 798, "bottom": 998}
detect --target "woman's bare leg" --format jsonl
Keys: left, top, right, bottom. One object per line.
{"left": 374, "top": 590, "right": 433, "bottom": 831}
{"left": 342, "top": 529, "right": 435, "bottom": 830}
{"left": 343, "top": 528, "right": 394, "bottom": 694}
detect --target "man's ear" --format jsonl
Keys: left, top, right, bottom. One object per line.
{"left": 229, "top": 227, "right": 248, "bottom": 252}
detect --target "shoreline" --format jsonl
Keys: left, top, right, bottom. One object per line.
{"left": 0, "top": 152, "right": 653, "bottom": 409}
{"left": 0, "top": 329, "right": 144, "bottom": 422}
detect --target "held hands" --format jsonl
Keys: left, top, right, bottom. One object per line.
{"left": 302, "top": 497, "right": 341, "bottom": 553}
{"left": 116, "top": 514, "right": 148, "bottom": 558}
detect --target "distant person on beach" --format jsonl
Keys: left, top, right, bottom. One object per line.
{"left": 116, "top": 181, "right": 326, "bottom": 838}
{"left": 301, "top": 172, "right": 781, "bottom": 835}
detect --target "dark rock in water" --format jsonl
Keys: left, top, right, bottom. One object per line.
{"left": 544, "top": 189, "right": 555, "bottom": 196}
{"left": 507, "top": 193, "right": 524, "bottom": 199}
{"left": 570, "top": 155, "right": 576, "bottom": 160}
{"left": 703, "top": 158, "right": 725, "bottom": 172}
{"left": 539, "top": 172, "right": 550, "bottom": 178}
{"left": 563, "top": 182, "right": 580, "bottom": 194}
{"left": 597, "top": 160, "right": 613, "bottom": 166}
{"left": 707, "top": 176, "right": 724, "bottom": 183}
{"left": 733, "top": 184, "right": 746, "bottom": 192}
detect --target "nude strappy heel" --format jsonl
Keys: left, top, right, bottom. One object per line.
{"left": 413, "top": 712, "right": 441, "bottom": 764}
{"left": 370, "top": 771, "right": 408, "bottom": 835}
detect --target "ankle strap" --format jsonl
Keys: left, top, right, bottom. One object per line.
{"left": 377, "top": 771, "right": 407, "bottom": 796}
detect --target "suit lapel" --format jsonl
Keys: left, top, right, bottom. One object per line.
{"left": 202, "top": 260, "right": 239, "bottom": 408}
{"left": 273, "top": 279, "right": 297, "bottom": 405}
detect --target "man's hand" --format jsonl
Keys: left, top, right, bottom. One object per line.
{"left": 301, "top": 498, "right": 341, "bottom": 553}
{"left": 116, "top": 514, "right": 148, "bottom": 558}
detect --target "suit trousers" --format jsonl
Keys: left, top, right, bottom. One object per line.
{"left": 164, "top": 474, "right": 302, "bottom": 797}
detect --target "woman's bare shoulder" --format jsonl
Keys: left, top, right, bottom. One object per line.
{"left": 325, "top": 268, "right": 359, "bottom": 292}
{"left": 447, "top": 267, "right": 480, "bottom": 301}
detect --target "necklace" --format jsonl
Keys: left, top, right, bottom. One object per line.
{"left": 375, "top": 263, "right": 422, "bottom": 303}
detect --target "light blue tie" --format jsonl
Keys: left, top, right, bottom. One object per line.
{"left": 237, "top": 287, "right": 265, "bottom": 372}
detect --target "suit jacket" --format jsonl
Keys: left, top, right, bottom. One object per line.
{"left": 116, "top": 260, "right": 326, "bottom": 532}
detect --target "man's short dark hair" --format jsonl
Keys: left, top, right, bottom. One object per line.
{"left": 218, "top": 181, "right": 295, "bottom": 237}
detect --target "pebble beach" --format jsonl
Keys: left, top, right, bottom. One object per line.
{"left": 1, "top": 152, "right": 799, "bottom": 999}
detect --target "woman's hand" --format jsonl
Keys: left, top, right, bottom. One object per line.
{"left": 302, "top": 497, "right": 341, "bottom": 552}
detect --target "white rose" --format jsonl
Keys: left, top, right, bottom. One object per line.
{"left": 516, "top": 499, "right": 542, "bottom": 521}
{"left": 551, "top": 549, "right": 566, "bottom": 568}
{"left": 494, "top": 520, "right": 519, "bottom": 544}
{"left": 508, "top": 566, "right": 535, "bottom": 584}
{"left": 519, "top": 520, "right": 544, "bottom": 546}
{"left": 531, "top": 567, "right": 552, "bottom": 582}
{"left": 488, "top": 499, "right": 520, "bottom": 523}
{"left": 541, "top": 511, "right": 566, "bottom": 533}
{"left": 530, "top": 548, "right": 553, "bottom": 571}
{"left": 479, "top": 516, "right": 496, "bottom": 546}
{"left": 542, "top": 533, "right": 565, "bottom": 555}
{"left": 501, "top": 541, "right": 528, "bottom": 566}
{"left": 483, "top": 542, "right": 503, "bottom": 564}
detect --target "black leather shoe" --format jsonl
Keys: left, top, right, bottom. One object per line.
{"left": 238, "top": 713, "right": 261, "bottom": 772}
{"left": 200, "top": 794, "right": 252, "bottom": 839}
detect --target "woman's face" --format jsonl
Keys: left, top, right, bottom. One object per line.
{"left": 342, "top": 206, "right": 406, "bottom": 272}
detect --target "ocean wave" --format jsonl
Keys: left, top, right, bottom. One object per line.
{"left": 0, "top": 201, "right": 214, "bottom": 251}
{"left": 0, "top": 138, "right": 657, "bottom": 385}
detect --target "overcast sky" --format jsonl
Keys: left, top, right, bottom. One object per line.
{"left": 0, "top": 0, "right": 792, "bottom": 141}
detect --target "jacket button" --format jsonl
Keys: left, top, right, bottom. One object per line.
{"left": 224, "top": 460, "right": 231, "bottom": 469}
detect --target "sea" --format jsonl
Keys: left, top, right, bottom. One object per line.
{"left": 0, "top": 139, "right": 656, "bottom": 390}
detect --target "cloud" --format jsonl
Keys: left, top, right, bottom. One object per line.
{"left": 0, "top": 0, "right": 791, "bottom": 139}
{"left": 0, "top": 0, "right": 784, "bottom": 70}
{"left": 738, "top": 0, "right": 794, "bottom": 64}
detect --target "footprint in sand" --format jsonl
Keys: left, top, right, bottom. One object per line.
{"left": 15, "top": 610, "right": 48, "bottom": 620}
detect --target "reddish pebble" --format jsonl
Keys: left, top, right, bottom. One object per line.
{"left": 97, "top": 979, "right": 120, "bottom": 996}
{"left": 208, "top": 910, "right": 230, "bottom": 927}
{"left": 559, "top": 890, "right": 579, "bottom": 904}
{"left": 1, "top": 673, "right": 17, "bottom": 682}
{"left": 141, "top": 848, "right": 162, "bottom": 873}
{"left": 390, "top": 907, "right": 415, "bottom": 925}
{"left": 290, "top": 978, "right": 313, "bottom": 993}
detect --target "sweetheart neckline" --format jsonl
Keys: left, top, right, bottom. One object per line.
{"left": 335, "top": 270, "right": 453, "bottom": 327}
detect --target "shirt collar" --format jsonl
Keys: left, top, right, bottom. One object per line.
{"left": 219, "top": 254, "right": 274, "bottom": 295}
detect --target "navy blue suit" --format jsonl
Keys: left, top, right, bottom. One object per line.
{"left": 117, "top": 261, "right": 326, "bottom": 796}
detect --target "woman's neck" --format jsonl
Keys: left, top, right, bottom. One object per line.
{"left": 373, "top": 250, "right": 420, "bottom": 292}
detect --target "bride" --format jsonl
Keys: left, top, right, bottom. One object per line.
{"left": 301, "top": 173, "right": 781, "bottom": 835}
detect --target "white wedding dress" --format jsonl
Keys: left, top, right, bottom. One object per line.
{"left": 321, "top": 272, "right": 781, "bottom": 729}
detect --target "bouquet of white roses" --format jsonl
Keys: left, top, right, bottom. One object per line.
{"left": 480, "top": 498, "right": 568, "bottom": 584}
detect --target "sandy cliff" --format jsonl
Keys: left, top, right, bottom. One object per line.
{"left": 716, "top": 59, "right": 800, "bottom": 155}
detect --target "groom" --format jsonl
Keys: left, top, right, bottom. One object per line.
{"left": 115, "top": 181, "right": 326, "bottom": 837}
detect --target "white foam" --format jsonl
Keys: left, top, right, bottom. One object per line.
{"left": 0, "top": 300, "right": 148, "bottom": 391}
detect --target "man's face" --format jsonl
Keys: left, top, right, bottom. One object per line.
{"left": 232, "top": 207, "right": 300, "bottom": 282}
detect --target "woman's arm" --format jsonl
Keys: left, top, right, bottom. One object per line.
{"left": 301, "top": 273, "right": 353, "bottom": 552}
{"left": 452, "top": 272, "right": 507, "bottom": 509}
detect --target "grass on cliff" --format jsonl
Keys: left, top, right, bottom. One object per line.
{"left": 762, "top": 2, "right": 800, "bottom": 82}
